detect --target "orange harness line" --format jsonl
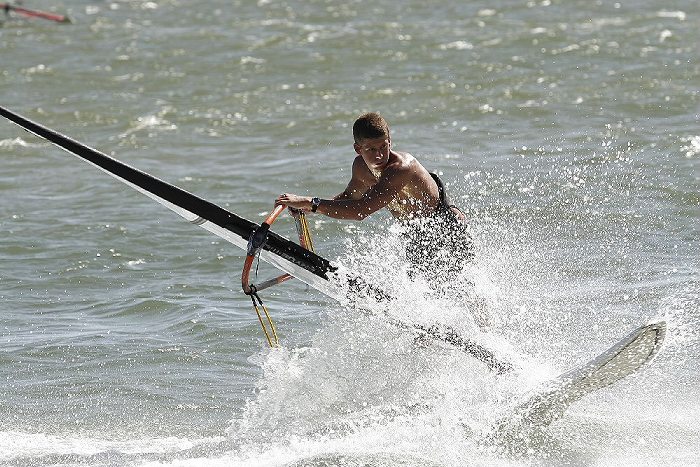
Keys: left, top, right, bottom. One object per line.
{"left": 241, "top": 205, "right": 314, "bottom": 347}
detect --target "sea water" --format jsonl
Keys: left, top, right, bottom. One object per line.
{"left": 1, "top": 1, "right": 698, "bottom": 465}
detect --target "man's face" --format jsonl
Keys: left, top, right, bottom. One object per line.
{"left": 354, "top": 136, "right": 391, "bottom": 170}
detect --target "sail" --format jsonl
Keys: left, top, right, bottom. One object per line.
{"left": 0, "top": 106, "right": 336, "bottom": 295}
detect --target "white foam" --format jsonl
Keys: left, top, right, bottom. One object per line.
{"left": 0, "top": 137, "right": 44, "bottom": 148}
{"left": 0, "top": 431, "right": 224, "bottom": 461}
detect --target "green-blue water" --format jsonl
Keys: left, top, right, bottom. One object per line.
{"left": 1, "top": 1, "right": 698, "bottom": 465}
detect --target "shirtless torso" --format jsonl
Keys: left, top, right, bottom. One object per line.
{"left": 276, "top": 135, "right": 442, "bottom": 221}
{"left": 337, "top": 149, "right": 440, "bottom": 220}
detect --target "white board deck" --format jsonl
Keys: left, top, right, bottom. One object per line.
{"left": 494, "top": 320, "right": 665, "bottom": 432}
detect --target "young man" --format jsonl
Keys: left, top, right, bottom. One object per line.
{"left": 275, "top": 112, "right": 473, "bottom": 279}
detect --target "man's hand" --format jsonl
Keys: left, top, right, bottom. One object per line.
{"left": 275, "top": 193, "right": 312, "bottom": 211}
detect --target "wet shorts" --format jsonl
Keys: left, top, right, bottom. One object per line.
{"left": 403, "top": 173, "right": 474, "bottom": 279}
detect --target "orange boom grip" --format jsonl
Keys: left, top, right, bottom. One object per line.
{"left": 240, "top": 205, "right": 315, "bottom": 347}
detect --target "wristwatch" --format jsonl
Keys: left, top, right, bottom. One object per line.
{"left": 311, "top": 197, "right": 321, "bottom": 212}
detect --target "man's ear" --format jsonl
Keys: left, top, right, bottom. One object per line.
{"left": 353, "top": 143, "right": 361, "bottom": 155}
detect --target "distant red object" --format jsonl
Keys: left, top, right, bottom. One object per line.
{"left": 1, "top": 2, "right": 70, "bottom": 23}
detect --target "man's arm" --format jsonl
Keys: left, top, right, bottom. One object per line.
{"left": 276, "top": 159, "right": 411, "bottom": 220}
{"left": 315, "top": 166, "right": 406, "bottom": 219}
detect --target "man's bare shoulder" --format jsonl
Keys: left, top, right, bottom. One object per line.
{"left": 385, "top": 151, "right": 418, "bottom": 172}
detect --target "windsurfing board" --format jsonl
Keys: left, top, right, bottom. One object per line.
{"left": 493, "top": 320, "right": 665, "bottom": 434}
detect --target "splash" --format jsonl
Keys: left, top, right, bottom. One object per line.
{"left": 225, "top": 225, "right": 526, "bottom": 465}
{"left": 225, "top": 138, "right": 696, "bottom": 465}
{"left": 680, "top": 135, "right": 700, "bottom": 158}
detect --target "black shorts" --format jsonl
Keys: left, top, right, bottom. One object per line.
{"left": 403, "top": 174, "right": 474, "bottom": 279}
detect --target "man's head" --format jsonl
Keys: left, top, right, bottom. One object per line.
{"left": 352, "top": 112, "right": 390, "bottom": 144}
{"left": 353, "top": 112, "right": 392, "bottom": 169}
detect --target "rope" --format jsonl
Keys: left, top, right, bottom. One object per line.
{"left": 249, "top": 291, "right": 279, "bottom": 347}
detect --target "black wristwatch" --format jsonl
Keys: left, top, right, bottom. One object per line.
{"left": 311, "top": 197, "right": 321, "bottom": 212}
